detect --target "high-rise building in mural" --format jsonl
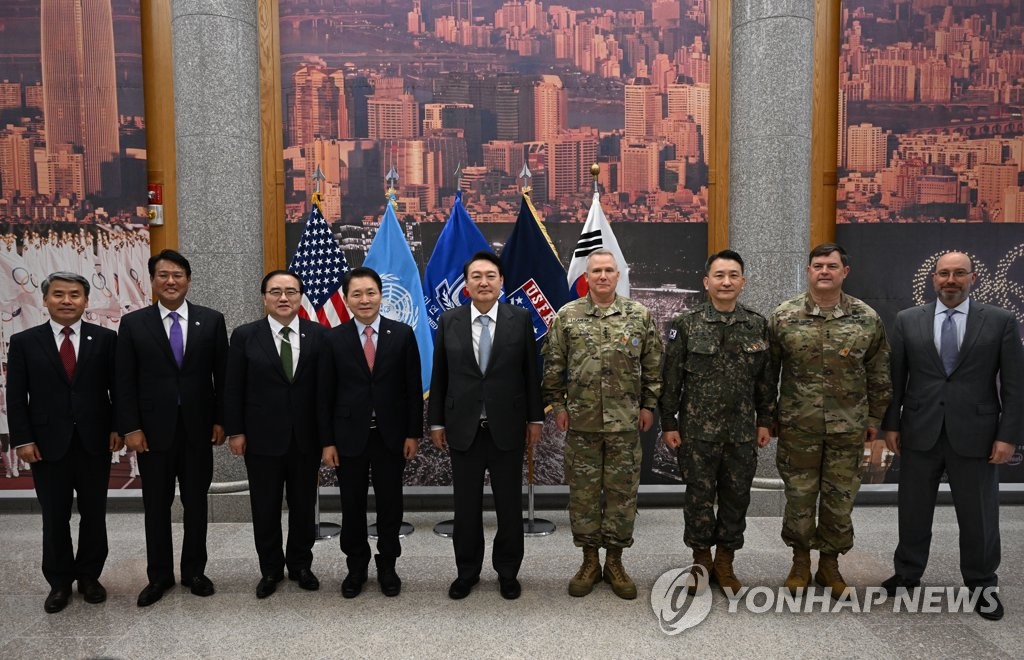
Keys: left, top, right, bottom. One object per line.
{"left": 40, "top": 0, "right": 121, "bottom": 197}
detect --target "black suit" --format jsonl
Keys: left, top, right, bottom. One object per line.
{"left": 427, "top": 303, "right": 543, "bottom": 580}
{"left": 225, "top": 317, "right": 324, "bottom": 577}
{"left": 882, "top": 299, "right": 1024, "bottom": 588}
{"left": 7, "top": 321, "right": 116, "bottom": 590}
{"left": 318, "top": 316, "right": 422, "bottom": 570}
{"left": 116, "top": 302, "right": 228, "bottom": 584}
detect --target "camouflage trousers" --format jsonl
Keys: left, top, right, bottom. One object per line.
{"left": 565, "top": 430, "right": 641, "bottom": 549}
{"left": 776, "top": 429, "right": 864, "bottom": 555}
{"left": 677, "top": 439, "right": 757, "bottom": 551}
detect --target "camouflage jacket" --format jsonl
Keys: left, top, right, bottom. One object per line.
{"left": 542, "top": 293, "right": 663, "bottom": 433}
{"left": 768, "top": 291, "right": 892, "bottom": 434}
{"left": 658, "top": 302, "right": 775, "bottom": 443}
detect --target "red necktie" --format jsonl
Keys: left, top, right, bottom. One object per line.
{"left": 363, "top": 326, "right": 375, "bottom": 372}
{"left": 59, "top": 326, "right": 76, "bottom": 380}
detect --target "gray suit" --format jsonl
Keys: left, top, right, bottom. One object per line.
{"left": 882, "top": 299, "right": 1024, "bottom": 587}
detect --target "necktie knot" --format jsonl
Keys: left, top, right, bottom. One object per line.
{"left": 364, "top": 326, "right": 374, "bottom": 338}
{"left": 945, "top": 308, "right": 958, "bottom": 320}
{"left": 61, "top": 326, "right": 74, "bottom": 337}
{"left": 169, "top": 311, "right": 179, "bottom": 322}
{"left": 280, "top": 326, "right": 292, "bottom": 339}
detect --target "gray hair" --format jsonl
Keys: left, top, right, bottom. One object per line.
{"left": 41, "top": 272, "right": 90, "bottom": 297}
{"left": 585, "top": 249, "right": 618, "bottom": 269}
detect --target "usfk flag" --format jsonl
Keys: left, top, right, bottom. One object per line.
{"left": 363, "top": 204, "right": 434, "bottom": 393}
{"left": 500, "top": 195, "right": 569, "bottom": 342}
{"left": 567, "top": 192, "right": 630, "bottom": 300}
{"left": 422, "top": 190, "right": 493, "bottom": 334}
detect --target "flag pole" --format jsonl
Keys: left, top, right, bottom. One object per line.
{"left": 368, "top": 164, "right": 415, "bottom": 541}
{"left": 310, "top": 165, "right": 342, "bottom": 541}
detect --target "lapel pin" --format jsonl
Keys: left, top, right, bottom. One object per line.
{"left": 386, "top": 329, "right": 392, "bottom": 335}
{"left": 87, "top": 336, "right": 93, "bottom": 341}
{"left": 195, "top": 321, "right": 200, "bottom": 326}
{"left": 301, "top": 333, "right": 306, "bottom": 338}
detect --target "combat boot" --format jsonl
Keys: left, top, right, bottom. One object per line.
{"left": 784, "top": 547, "right": 811, "bottom": 593}
{"left": 603, "top": 547, "right": 637, "bottom": 600}
{"left": 815, "top": 553, "right": 850, "bottom": 598}
{"left": 689, "top": 547, "right": 713, "bottom": 595}
{"left": 568, "top": 546, "right": 602, "bottom": 597}
{"left": 712, "top": 547, "right": 742, "bottom": 595}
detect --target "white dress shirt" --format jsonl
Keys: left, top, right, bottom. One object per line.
{"left": 933, "top": 297, "right": 969, "bottom": 354}
{"left": 268, "top": 315, "right": 302, "bottom": 363}
{"left": 158, "top": 300, "right": 189, "bottom": 348}
{"left": 50, "top": 319, "right": 82, "bottom": 356}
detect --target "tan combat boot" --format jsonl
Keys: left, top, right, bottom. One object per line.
{"left": 784, "top": 547, "right": 811, "bottom": 594}
{"left": 815, "top": 553, "right": 850, "bottom": 598}
{"left": 567, "top": 546, "right": 602, "bottom": 597}
{"left": 603, "top": 547, "right": 637, "bottom": 600}
{"left": 689, "top": 547, "right": 713, "bottom": 595}
{"left": 712, "top": 547, "right": 742, "bottom": 595}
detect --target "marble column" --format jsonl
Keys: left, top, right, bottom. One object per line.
{"left": 172, "top": 0, "right": 264, "bottom": 483}
{"left": 729, "top": 0, "right": 815, "bottom": 485}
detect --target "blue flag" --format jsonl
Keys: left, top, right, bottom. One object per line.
{"left": 363, "top": 204, "right": 434, "bottom": 394}
{"left": 423, "top": 191, "right": 493, "bottom": 334}
{"left": 500, "top": 195, "right": 570, "bottom": 343}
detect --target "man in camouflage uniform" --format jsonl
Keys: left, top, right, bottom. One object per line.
{"left": 769, "top": 243, "right": 891, "bottom": 597}
{"left": 658, "top": 250, "right": 774, "bottom": 595}
{"left": 542, "top": 250, "right": 663, "bottom": 600}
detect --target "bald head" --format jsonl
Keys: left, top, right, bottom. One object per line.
{"left": 932, "top": 251, "right": 975, "bottom": 308}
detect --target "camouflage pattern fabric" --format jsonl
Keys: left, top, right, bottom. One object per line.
{"left": 776, "top": 428, "right": 864, "bottom": 554}
{"left": 678, "top": 439, "right": 757, "bottom": 550}
{"left": 542, "top": 294, "right": 663, "bottom": 433}
{"left": 768, "top": 291, "right": 891, "bottom": 434}
{"left": 659, "top": 301, "right": 775, "bottom": 441}
{"left": 564, "top": 430, "right": 641, "bottom": 548}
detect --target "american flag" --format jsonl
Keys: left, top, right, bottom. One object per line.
{"left": 288, "top": 202, "right": 351, "bottom": 327}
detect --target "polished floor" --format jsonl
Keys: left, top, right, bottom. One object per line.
{"left": 0, "top": 506, "right": 1020, "bottom": 659}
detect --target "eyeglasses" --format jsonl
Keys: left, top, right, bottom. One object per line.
{"left": 934, "top": 270, "right": 973, "bottom": 279}
{"left": 266, "top": 288, "right": 301, "bottom": 298}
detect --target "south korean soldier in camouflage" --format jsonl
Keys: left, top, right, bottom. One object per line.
{"left": 542, "top": 250, "right": 663, "bottom": 600}
{"left": 769, "top": 243, "right": 891, "bottom": 598}
{"left": 658, "top": 250, "right": 775, "bottom": 596}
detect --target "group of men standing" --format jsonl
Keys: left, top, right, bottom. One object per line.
{"left": 7, "top": 243, "right": 1020, "bottom": 622}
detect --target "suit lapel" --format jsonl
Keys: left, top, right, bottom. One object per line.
{"left": 919, "top": 302, "right": 945, "bottom": 374}
{"left": 142, "top": 304, "right": 178, "bottom": 366}
{"left": 182, "top": 304, "right": 201, "bottom": 368}
{"left": 345, "top": 321, "right": 372, "bottom": 378}
{"left": 455, "top": 306, "right": 483, "bottom": 377}
{"left": 34, "top": 323, "right": 70, "bottom": 385}
{"left": 955, "top": 300, "right": 986, "bottom": 372}
{"left": 375, "top": 318, "right": 393, "bottom": 376}
{"left": 490, "top": 304, "right": 517, "bottom": 371}
{"left": 291, "top": 319, "right": 317, "bottom": 381}
{"left": 75, "top": 322, "right": 97, "bottom": 381}
{"left": 255, "top": 318, "right": 288, "bottom": 382}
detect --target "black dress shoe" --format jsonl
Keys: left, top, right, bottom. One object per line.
{"left": 498, "top": 577, "right": 521, "bottom": 600}
{"left": 77, "top": 578, "right": 107, "bottom": 604}
{"left": 974, "top": 588, "right": 1004, "bottom": 621}
{"left": 256, "top": 573, "right": 284, "bottom": 599}
{"left": 341, "top": 569, "right": 368, "bottom": 599}
{"left": 137, "top": 580, "right": 175, "bottom": 607}
{"left": 44, "top": 587, "right": 71, "bottom": 614}
{"left": 448, "top": 576, "right": 479, "bottom": 600}
{"left": 186, "top": 575, "right": 215, "bottom": 597}
{"left": 881, "top": 574, "right": 920, "bottom": 597}
{"left": 378, "top": 566, "right": 402, "bottom": 597}
{"left": 289, "top": 568, "right": 320, "bottom": 591}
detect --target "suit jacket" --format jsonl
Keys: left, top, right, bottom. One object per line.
{"left": 318, "top": 316, "right": 422, "bottom": 457}
{"left": 7, "top": 321, "right": 116, "bottom": 461}
{"left": 427, "top": 303, "right": 543, "bottom": 452}
{"left": 115, "top": 302, "right": 228, "bottom": 451}
{"left": 224, "top": 317, "right": 325, "bottom": 456}
{"left": 882, "top": 299, "right": 1024, "bottom": 457}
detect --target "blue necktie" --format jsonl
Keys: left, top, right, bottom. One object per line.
{"left": 478, "top": 315, "right": 492, "bottom": 372}
{"left": 940, "top": 308, "right": 959, "bottom": 375}
{"left": 169, "top": 311, "right": 184, "bottom": 368}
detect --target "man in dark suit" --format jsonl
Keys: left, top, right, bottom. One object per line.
{"left": 428, "top": 251, "right": 544, "bottom": 600}
{"left": 881, "top": 251, "right": 1024, "bottom": 621}
{"left": 319, "top": 267, "right": 422, "bottom": 598}
{"left": 116, "top": 249, "right": 228, "bottom": 607}
{"left": 8, "top": 272, "right": 120, "bottom": 613}
{"left": 225, "top": 270, "right": 324, "bottom": 598}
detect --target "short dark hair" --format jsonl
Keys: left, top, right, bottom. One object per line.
{"left": 705, "top": 249, "right": 745, "bottom": 274}
{"left": 148, "top": 249, "right": 192, "bottom": 278}
{"left": 260, "top": 270, "right": 303, "bottom": 295}
{"left": 342, "top": 266, "right": 382, "bottom": 295}
{"left": 463, "top": 251, "right": 502, "bottom": 281}
{"left": 808, "top": 242, "right": 848, "bottom": 267}
{"left": 41, "top": 271, "right": 90, "bottom": 297}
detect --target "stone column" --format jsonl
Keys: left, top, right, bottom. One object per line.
{"left": 729, "top": 0, "right": 815, "bottom": 491}
{"left": 172, "top": 0, "right": 265, "bottom": 484}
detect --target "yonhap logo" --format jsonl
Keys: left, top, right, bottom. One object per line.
{"left": 650, "top": 564, "right": 713, "bottom": 634}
